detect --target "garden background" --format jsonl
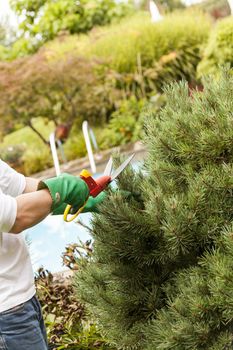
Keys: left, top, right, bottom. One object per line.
{"left": 0, "top": 0, "right": 233, "bottom": 349}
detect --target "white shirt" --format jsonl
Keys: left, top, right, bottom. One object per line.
{"left": 0, "top": 160, "right": 35, "bottom": 312}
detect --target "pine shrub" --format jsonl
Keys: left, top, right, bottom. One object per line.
{"left": 144, "top": 228, "right": 233, "bottom": 349}
{"left": 74, "top": 69, "right": 233, "bottom": 350}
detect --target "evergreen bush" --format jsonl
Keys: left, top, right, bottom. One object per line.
{"left": 74, "top": 68, "right": 233, "bottom": 350}
{"left": 144, "top": 228, "right": 233, "bottom": 349}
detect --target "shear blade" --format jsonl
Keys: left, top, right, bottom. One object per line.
{"left": 111, "top": 154, "right": 135, "bottom": 181}
{"left": 103, "top": 156, "right": 113, "bottom": 176}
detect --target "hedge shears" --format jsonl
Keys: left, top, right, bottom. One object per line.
{"left": 64, "top": 154, "right": 135, "bottom": 222}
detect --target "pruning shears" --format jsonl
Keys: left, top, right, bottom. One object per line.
{"left": 63, "top": 153, "right": 135, "bottom": 222}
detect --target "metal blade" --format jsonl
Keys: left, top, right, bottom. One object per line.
{"left": 111, "top": 154, "right": 135, "bottom": 181}
{"left": 103, "top": 157, "right": 113, "bottom": 176}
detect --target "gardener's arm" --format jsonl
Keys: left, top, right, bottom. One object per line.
{"left": 10, "top": 177, "right": 51, "bottom": 234}
{"left": 11, "top": 188, "right": 52, "bottom": 234}
{"left": 11, "top": 174, "right": 89, "bottom": 234}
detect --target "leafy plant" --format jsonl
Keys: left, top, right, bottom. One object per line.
{"left": 63, "top": 131, "right": 87, "bottom": 161}
{"left": 0, "top": 144, "right": 25, "bottom": 172}
{"left": 98, "top": 97, "right": 146, "bottom": 149}
{"left": 84, "top": 11, "right": 210, "bottom": 74}
{"left": 22, "top": 148, "right": 53, "bottom": 176}
{"left": 50, "top": 10, "right": 209, "bottom": 94}
{"left": 0, "top": 9, "right": 211, "bottom": 175}
{"left": 9, "top": 0, "right": 134, "bottom": 55}
{"left": 198, "top": 17, "right": 233, "bottom": 77}
{"left": 35, "top": 241, "right": 114, "bottom": 349}
{"left": 143, "top": 49, "right": 203, "bottom": 90}
{"left": 156, "top": 0, "right": 185, "bottom": 12}
{"left": 107, "top": 48, "right": 203, "bottom": 98}
{"left": 0, "top": 53, "right": 113, "bottom": 143}
{"left": 0, "top": 117, "right": 54, "bottom": 175}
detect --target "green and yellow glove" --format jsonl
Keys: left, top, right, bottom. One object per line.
{"left": 37, "top": 173, "right": 89, "bottom": 214}
{"left": 52, "top": 191, "right": 106, "bottom": 215}
{"left": 82, "top": 191, "right": 106, "bottom": 213}
{"left": 51, "top": 189, "right": 135, "bottom": 216}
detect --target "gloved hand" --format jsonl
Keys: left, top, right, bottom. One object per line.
{"left": 52, "top": 191, "right": 106, "bottom": 215}
{"left": 37, "top": 173, "right": 89, "bottom": 214}
{"left": 51, "top": 188, "right": 137, "bottom": 216}
{"left": 82, "top": 191, "right": 106, "bottom": 213}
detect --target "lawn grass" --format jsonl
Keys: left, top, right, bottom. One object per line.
{"left": 1, "top": 118, "right": 54, "bottom": 149}
{"left": 0, "top": 118, "right": 55, "bottom": 175}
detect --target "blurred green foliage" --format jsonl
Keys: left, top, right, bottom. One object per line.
{"left": 6, "top": 4, "right": 233, "bottom": 177}
{"left": 196, "top": 0, "right": 231, "bottom": 19}
{"left": 9, "top": 37, "right": 38, "bottom": 60}
{"left": 198, "top": 17, "right": 233, "bottom": 77}
{"left": 0, "top": 21, "right": 9, "bottom": 46}
{"left": 0, "top": 144, "right": 25, "bottom": 172}
{"left": 136, "top": 0, "right": 184, "bottom": 12}
{"left": 9, "top": 0, "right": 134, "bottom": 54}
{"left": 0, "top": 9, "right": 213, "bottom": 175}
{"left": 99, "top": 98, "right": 146, "bottom": 149}
{"left": 23, "top": 148, "right": 54, "bottom": 175}
{"left": 63, "top": 131, "right": 87, "bottom": 160}
{"left": 43, "top": 10, "right": 211, "bottom": 93}
{"left": 75, "top": 11, "right": 210, "bottom": 73}
{"left": 98, "top": 94, "right": 166, "bottom": 149}
{"left": 0, "top": 45, "right": 9, "bottom": 61}
{"left": 0, "top": 17, "right": 17, "bottom": 59}
{"left": 0, "top": 118, "right": 53, "bottom": 175}
{"left": 156, "top": 0, "right": 185, "bottom": 11}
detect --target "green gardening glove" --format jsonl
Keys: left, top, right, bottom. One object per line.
{"left": 37, "top": 173, "right": 89, "bottom": 214}
{"left": 51, "top": 189, "right": 135, "bottom": 216}
{"left": 52, "top": 203, "right": 69, "bottom": 216}
{"left": 52, "top": 191, "right": 107, "bottom": 215}
{"left": 82, "top": 191, "right": 106, "bottom": 213}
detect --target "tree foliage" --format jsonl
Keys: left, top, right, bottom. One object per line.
{"left": 10, "top": 0, "right": 133, "bottom": 53}
{"left": 0, "top": 22, "right": 8, "bottom": 46}
{"left": 0, "top": 51, "right": 116, "bottom": 142}
{"left": 74, "top": 69, "right": 233, "bottom": 349}
{"left": 0, "top": 17, "right": 17, "bottom": 60}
